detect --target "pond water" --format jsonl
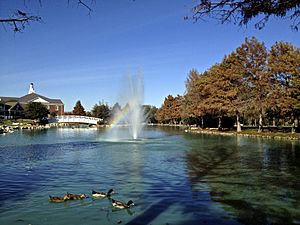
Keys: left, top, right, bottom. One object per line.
{"left": 0, "top": 127, "right": 299, "bottom": 225}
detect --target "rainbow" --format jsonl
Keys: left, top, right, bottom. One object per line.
{"left": 109, "top": 107, "right": 131, "bottom": 128}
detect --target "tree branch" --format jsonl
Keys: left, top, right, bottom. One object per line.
{"left": 190, "top": 0, "right": 300, "bottom": 31}
{"left": 0, "top": 11, "right": 42, "bottom": 32}
{"left": 78, "top": 0, "right": 93, "bottom": 14}
{"left": 0, "top": 0, "right": 95, "bottom": 32}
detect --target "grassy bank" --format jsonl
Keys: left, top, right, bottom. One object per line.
{"left": 185, "top": 127, "right": 300, "bottom": 140}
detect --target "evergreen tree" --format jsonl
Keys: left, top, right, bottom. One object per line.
{"left": 72, "top": 100, "right": 86, "bottom": 116}
{"left": 91, "top": 102, "right": 110, "bottom": 123}
{"left": 25, "top": 102, "right": 49, "bottom": 122}
{"left": 143, "top": 105, "right": 158, "bottom": 124}
{"left": 111, "top": 102, "right": 122, "bottom": 117}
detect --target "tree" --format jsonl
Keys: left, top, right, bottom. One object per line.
{"left": 159, "top": 36, "right": 299, "bottom": 132}
{"left": 268, "top": 41, "right": 300, "bottom": 132}
{"left": 205, "top": 64, "right": 227, "bottom": 130}
{"left": 0, "top": 0, "right": 94, "bottom": 32}
{"left": 156, "top": 95, "right": 183, "bottom": 124}
{"left": 184, "top": 69, "right": 201, "bottom": 120}
{"left": 0, "top": 10, "right": 42, "bottom": 32}
{"left": 183, "top": 53, "right": 247, "bottom": 131}
{"left": 221, "top": 52, "right": 249, "bottom": 131}
{"left": 156, "top": 96, "right": 173, "bottom": 124}
{"left": 184, "top": 70, "right": 211, "bottom": 128}
{"left": 85, "top": 111, "right": 92, "bottom": 117}
{"left": 73, "top": 100, "right": 86, "bottom": 116}
{"left": 50, "top": 111, "right": 57, "bottom": 118}
{"left": 111, "top": 102, "right": 122, "bottom": 117}
{"left": 2, "top": 1, "right": 300, "bottom": 33}
{"left": 205, "top": 53, "right": 246, "bottom": 132}
{"left": 235, "top": 37, "right": 269, "bottom": 132}
{"left": 25, "top": 102, "right": 49, "bottom": 122}
{"left": 143, "top": 105, "right": 158, "bottom": 124}
{"left": 91, "top": 102, "right": 110, "bottom": 122}
{"left": 190, "top": 0, "right": 300, "bottom": 31}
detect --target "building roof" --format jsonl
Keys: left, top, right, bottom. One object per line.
{"left": 18, "top": 93, "right": 64, "bottom": 105}
{"left": 0, "top": 97, "right": 19, "bottom": 103}
{"left": 8, "top": 102, "right": 24, "bottom": 111}
{"left": 0, "top": 93, "right": 63, "bottom": 105}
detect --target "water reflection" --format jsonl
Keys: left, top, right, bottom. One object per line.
{"left": 0, "top": 141, "right": 97, "bottom": 208}
{"left": 185, "top": 134, "right": 300, "bottom": 224}
{"left": 1, "top": 128, "right": 300, "bottom": 225}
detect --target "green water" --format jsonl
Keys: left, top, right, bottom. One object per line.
{"left": 0, "top": 127, "right": 299, "bottom": 225}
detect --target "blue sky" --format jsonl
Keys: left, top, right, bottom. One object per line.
{"left": 1, "top": 0, "right": 299, "bottom": 111}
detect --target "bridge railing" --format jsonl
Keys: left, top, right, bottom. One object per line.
{"left": 48, "top": 115, "right": 103, "bottom": 124}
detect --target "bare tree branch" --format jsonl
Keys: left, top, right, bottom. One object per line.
{"left": 189, "top": 0, "right": 300, "bottom": 31}
{"left": 78, "top": 0, "right": 93, "bottom": 14}
{"left": 0, "top": 0, "right": 95, "bottom": 32}
{"left": 0, "top": 10, "right": 42, "bottom": 32}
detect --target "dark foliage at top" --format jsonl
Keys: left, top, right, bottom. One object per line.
{"left": 190, "top": 0, "right": 300, "bottom": 30}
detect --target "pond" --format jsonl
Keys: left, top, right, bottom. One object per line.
{"left": 0, "top": 127, "right": 299, "bottom": 225}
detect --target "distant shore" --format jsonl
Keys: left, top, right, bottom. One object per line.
{"left": 1, "top": 121, "right": 299, "bottom": 141}
{"left": 148, "top": 123, "right": 300, "bottom": 140}
{"left": 183, "top": 127, "right": 300, "bottom": 141}
{"left": 0, "top": 123, "right": 49, "bottom": 134}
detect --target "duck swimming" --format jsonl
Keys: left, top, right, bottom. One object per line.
{"left": 49, "top": 195, "right": 69, "bottom": 203}
{"left": 92, "top": 189, "right": 114, "bottom": 198}
{"left": 66, "top": 193, "right": 88, "bottom": 200}
{"left": 111, "top": 199, "right": 134, "bottom": 209}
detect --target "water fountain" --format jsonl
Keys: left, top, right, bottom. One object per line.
{"left": 109, "top": 72, "right": 145, "bottom": 140}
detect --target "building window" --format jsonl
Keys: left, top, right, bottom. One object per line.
{"left": 56, "top": 105, "right": 59, "bottom": 111}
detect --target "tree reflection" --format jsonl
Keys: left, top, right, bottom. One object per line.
{"left": 186, "top": 136, "right": 300, "bottom": 224}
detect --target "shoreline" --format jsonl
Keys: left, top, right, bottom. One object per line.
{"left": 1, "top": 122, "right": 300, "bottom": 141}
{"left": 184, "top": 127, "right": 300, "bottom": 141}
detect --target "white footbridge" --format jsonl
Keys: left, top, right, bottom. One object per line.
{"left": 48, "top": 115, "right": 102, "bottom": 125}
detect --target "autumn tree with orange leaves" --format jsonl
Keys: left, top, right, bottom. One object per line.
{"left": 157, "top": 37, "right": 300, "bottom": 133}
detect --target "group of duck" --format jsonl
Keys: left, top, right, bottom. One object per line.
{"left": 49, "top": 188, "right": 134, "bottom": 209}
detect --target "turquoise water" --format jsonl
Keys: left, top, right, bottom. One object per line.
{"left": 0, "top": 127, "right": 299, "bottom": 225}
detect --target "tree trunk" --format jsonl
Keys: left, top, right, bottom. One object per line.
{"left": 291, "top": 113, "right": 296, "bottom": 134}
{"left": 201, "top": 116, "right": 204, "bottom": 129}
{"left": 236, "top": 114, "right": 242, "bottom": 132}
{"left": 218, "top": 116, "right": 222, "bottom": 131}
{"left": 258, "top": 113, "right": 263, "bottom": 133}
{"left": 292, "top": 117, "right": 296, "bottom": 134}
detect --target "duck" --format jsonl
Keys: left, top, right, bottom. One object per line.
{"left": 49, "top": 195, "right": 69, "bottom": 203}
{"left": 66, "top": 193, "right": 88, "bottom": 200}
{"left": 92, "top": 188, "right": 114, "bottom": 198}
{"left": 111, "top": 198, "right": 134, "bottom": 209}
